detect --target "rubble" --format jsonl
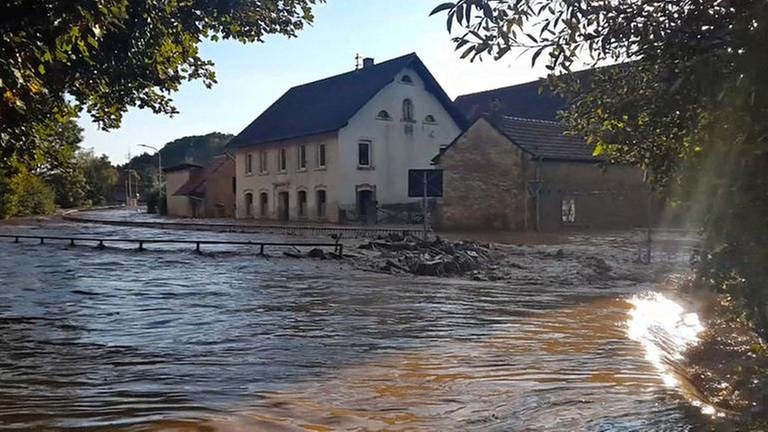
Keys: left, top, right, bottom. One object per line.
{"left": 355, "top": 235, "right": 500, "bottom": 277}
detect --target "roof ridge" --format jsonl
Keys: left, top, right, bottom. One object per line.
{"left": 455, "top": 78, "right": 547, "bottom": 100}
{"left": 502, "top": 115, "right": 563, "bottom": 126}
{"left": 289, "top": 52, "right": 418, "bottom": 91}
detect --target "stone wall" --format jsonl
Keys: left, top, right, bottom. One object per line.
{"left": 535, "top": 161, "right": 655, "bottom": 231}
{"left": 437, "top": 119, "right": 529, "bottom": 230}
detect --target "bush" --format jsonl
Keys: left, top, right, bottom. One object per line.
{"left": 0, "top": 169, "right": 55, "bottom": 219}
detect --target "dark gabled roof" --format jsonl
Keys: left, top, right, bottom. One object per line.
{"left": 434, "top": 115, "right": 598, "bottom": 163}
{"left": 453, "top": 68, "right": 595, "bottom": 122}
{"left": 454, "top": 79, "right": 567, "bottom": 122}
{"left": 492, "top": 116, "right": 598, "bottom": 161}
{"left": 173, "top": 155, "right": 233, "bottom": 198}
{"left": 163, "top": 163, "right": 203, "bottom": 173}
{"left": 228, "top": 53, "right": 468, "bottom": 149}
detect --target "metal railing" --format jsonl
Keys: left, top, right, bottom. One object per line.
{"left": 0, "top": 234, "right": 343, "bottom": 256}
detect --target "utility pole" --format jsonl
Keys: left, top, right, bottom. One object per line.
{"left": 126, "top": 169, "right": 132, "bottom": 207}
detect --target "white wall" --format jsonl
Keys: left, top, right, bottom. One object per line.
{"left": 235, "top": 133, "right": 341, "bottom": 221}
{"left": 336, "top": 67, "right": 462, "bottom": 206}
{"left": 233, "top": 66, "right": 462, "bottom": 222}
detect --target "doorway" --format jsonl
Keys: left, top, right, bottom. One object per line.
{"left": 244, "top": 193, "right": 253, "bottom": 218}
{"left": 277, "top": 191, "right": 290, "bottom": 221}
{"left": 357, "top": 189, "right": 377, "bottom": 224}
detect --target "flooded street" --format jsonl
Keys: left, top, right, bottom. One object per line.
{"left": 0, "top": 220, "right": 712, "bottom": 431}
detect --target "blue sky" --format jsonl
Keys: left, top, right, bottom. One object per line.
{"left": 79, "top": 1, "right": 552, "bottom": 164}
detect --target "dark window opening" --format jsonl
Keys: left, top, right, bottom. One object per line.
{"left": 402, "top": 99, "right": 414, "bottom": 122}
{"left": 246, "top": 154, "right": 253, "bottom": 174}
{"left": 316, "top": 190, "right": 327, "bottom": 218}
{"left": 297, "top": 190, "right": 307, "bottom": 217}
{"left": 298, "top": 145, "right": 307, "bottom": 169}
{"left": 244, "top": 193, "right": 253, "bottom": 217}
{"left": 317, "top": 144, "right": 326, "bottom": 168}
{"left": 260, "top": 192, "right": 268, "bottom": 217}
{"left": 358, "top": 141, "right": 371, "bottom": 167}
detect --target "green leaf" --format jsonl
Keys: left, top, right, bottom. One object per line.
{"left": 592, "top": 142, "right": 604, "bottom": 157}
{"left": 460, "top": 45, "right": 475, "bottom": 59}
{"left": 531, "top": 46, "right": 545, "bottom": 66}
{"left": 430, "top": 2, "right": 455, "bottom": 16}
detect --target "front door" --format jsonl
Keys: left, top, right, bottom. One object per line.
{"left": 357, "top": 190, "right": 377, "bottom": 224}
{"left": 278, "top": 191, "right": 290, "bottom": 221}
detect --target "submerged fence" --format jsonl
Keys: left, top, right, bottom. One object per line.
{"left": 0, "top": 234, "right": 343, "bottom": 256}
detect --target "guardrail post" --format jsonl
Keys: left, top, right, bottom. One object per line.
{"left": 70, "top": 239, "right": 75, "bottom": 247}
{"left": 138, "top": 241, "right": 144, "bottom": 251}
{"left": 259, "top": 244, "right": 265, "bottom": 256}
{"left": 40, "top": 238, "right": 44, "bottom": 245}
{"left": 338, "top": 243, "right": 343, "bottom": 257}
{"left": 14, "top": 237, "right": 19, "bottom": 243}
{"left": 196, "top": 242, "right": 201, "bottom": 254}
{"left": 98, "top": 240, "right": 104, "bottom": 249}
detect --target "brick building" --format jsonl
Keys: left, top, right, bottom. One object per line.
{"left": 434, "top": 115, "right": 655, "bottom": 231}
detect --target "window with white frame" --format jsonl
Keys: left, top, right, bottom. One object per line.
{"left": 358, "top": 140, "right": 371, "bottom": 167}
{"left": 278, "top": 148, "right": 287, "bottom": 172}
{"left": 402, "top": 99, "right": 414, "bottom": 122}
{"left": 245, "top": 153, "right": 253, "bottom": 175}
{"left": 317, "top": 143, "right": 326, "bottom": 168}
{"left": 259, "top": 151, "right": 268, "bottom": 173}
{"left": 298, "top": 145, "right": 307, "bottom": 170}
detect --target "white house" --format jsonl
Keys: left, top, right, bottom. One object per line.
{"left": 227, "top": 53, "right": 466, "bottom": 223}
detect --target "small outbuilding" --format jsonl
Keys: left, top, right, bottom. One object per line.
{"left": 434, "top": 115, "right": 656, "bottom": 231}
{"left": 164, "top": 155, "right": 236, "bottom": 218}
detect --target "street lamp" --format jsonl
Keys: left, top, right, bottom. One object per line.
{"left": 138, "top": 144, "right": 162, "bottom": 185}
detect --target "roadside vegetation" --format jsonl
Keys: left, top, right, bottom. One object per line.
{"left": 431, "top": 0, "right": 768, "bottom": 420}
{"left": 0, "top": 120, "right": 118, "bottom": 219}
{"left": 1, "top": 0, "right": 321, "bottom": 213}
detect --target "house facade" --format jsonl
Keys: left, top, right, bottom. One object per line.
{"left": 436, "top": 116, "right": 655, "bottom": 231}
{"left": 164, "top": 155, "right": 236, "bottom": 218}
{"left": 227, "top": 53, "right": 465, "bottom": 223}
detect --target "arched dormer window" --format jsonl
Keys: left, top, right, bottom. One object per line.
{"left": 376, "top": 110, "right": 391, "bottom": 120}
{"left": 401, "top": 74, "right": 413, "bottom": 84}
{"left": 402, "top": 99, "right": 414, "bottom": 122}
{"left": 424, "top": 115, "right": 437, "bottom": 124}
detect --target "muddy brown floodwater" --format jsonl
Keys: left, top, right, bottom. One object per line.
{"left": 0, "top": 220, "right": 720, "bottom": 431}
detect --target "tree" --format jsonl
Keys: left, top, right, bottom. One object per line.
{"left": 79, "top": 150, "right": 119, "bottom": 205}
{"left": 432, "top": 1, "right": 768, "bottom": 334}
{"left": 0, "top": 165, "right": 55, "bottom": 218}
{"left": 1, "top": 0, "right": 322, "bottom": 171}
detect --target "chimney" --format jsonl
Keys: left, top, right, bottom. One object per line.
{"left": 363, "top": 57, "right": 375, "bottom": 68}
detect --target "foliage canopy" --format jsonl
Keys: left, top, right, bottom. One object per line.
{"left": 433, "top": 0, "right": 768, "bottom": 334}
{"left": 1, "top": 0, "right": 321, "bottom": 170}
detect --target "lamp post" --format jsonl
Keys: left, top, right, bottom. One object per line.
{"left": 138, "top": 144, "right": 162, "bottom": 185}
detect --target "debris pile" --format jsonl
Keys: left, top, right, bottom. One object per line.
{"left": 358, "top": 234, "right": 499, "bottom": 277}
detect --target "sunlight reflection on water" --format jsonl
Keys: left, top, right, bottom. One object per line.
{"left": 626, "top": 291, "right": 721, "bottom": 417}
